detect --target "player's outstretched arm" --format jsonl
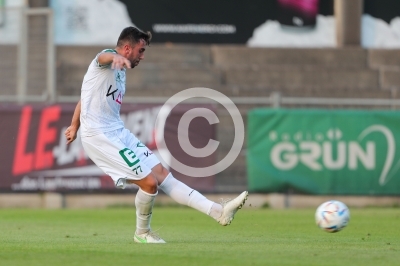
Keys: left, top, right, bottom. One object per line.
{"left": 65, "top": 100, "right": 81, "bottom": 145}
{"left": 98, "top": 52, "right": 131, "bottom": 70}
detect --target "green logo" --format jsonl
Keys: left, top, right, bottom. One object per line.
{"left": 119, "top": 148, "right": 143, "bottom": 175}
{"left": 115, "top": 71, "right": 125, "bottom": 84}
{"left": 248, "top": 109, "right": 400, "bottom": 195}
{"left": 119, "top": 148, "right": 140, "bottom": 167}
{"left": 136, "top": 142, "right": 145, "bottom": 148}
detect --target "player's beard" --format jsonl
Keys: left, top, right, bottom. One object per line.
{"left": 131, "top": 59, "right": 140, "bottom": 68}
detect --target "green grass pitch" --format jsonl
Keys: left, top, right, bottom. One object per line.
{"left": 0, "top": 206, "right": 399, "bottom": 266}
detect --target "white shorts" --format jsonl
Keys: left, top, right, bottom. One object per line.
{"left": 81, "top": 128, "right": 160, "bottom": 188}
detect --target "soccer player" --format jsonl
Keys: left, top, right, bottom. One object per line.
{"left": 64, "top": 26, "right": 248, "bottom": 244}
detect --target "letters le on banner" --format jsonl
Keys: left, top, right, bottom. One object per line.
{"left": 247, "top": 109, "right": 400, "bottom": 195}
{"left": 0, "top": 103, "right": 216, "bottom": 192}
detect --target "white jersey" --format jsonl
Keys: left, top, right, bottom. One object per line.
{"left": 80, "top": 49, "right": 126, "bottom": 136}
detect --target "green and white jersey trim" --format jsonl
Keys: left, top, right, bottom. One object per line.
{"left": 95, "top": 49, "right": 117, "bottom": 67}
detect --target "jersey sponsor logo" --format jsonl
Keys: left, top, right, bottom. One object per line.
{"left": 116, "top": 92, "right": 123, "bottom": 104}
{"left": 106, "top": 85, "right": 118, "bottom": 100}
{"left": 106, "top": 85, "right": 123, "bottom": 105}
{"left": 144, "top": 151, "right": 153, "bottom": 157}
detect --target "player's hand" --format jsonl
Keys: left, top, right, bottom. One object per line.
{"left": 111, "top": 54, "right": 131, "bottom": 70}
{"left": 65, "top": 125, "right": 78, "bottom": 145}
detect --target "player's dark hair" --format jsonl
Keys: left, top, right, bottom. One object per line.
{"left": 117, "top": 26, "right": 152, "bottom": 47}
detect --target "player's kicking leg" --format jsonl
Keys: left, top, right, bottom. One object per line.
{"left": 153, "top": 164, "right": 248, "bottom": 226}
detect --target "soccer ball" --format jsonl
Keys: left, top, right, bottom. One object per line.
{"left": 315, "top": 200, "right": 350, "bottom": 233}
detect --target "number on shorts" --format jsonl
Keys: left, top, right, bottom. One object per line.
{"left": 133, "top": 166, "right": 143, "bottom": 175}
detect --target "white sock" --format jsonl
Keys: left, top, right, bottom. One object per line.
{"left": 159, "top": 173, "right": 222, "bottom": 218}
{"left": 209, "top": 203, "right": 223, "bottom": 220}
{"left": 135, "top": 188, "right": 157, "bottom": 235}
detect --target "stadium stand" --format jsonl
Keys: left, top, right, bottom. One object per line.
{"left": 2, "top": 44, "right": 400, "bottom": 192}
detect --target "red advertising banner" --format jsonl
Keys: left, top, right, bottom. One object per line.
{"left": 0, "top": 103, "right": 216, "bottom": 192}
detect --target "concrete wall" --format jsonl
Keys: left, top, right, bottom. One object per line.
{"left": 2, "top": 45, "right": 400, "bottom": 98}
{"left": 50, "top": 46, "right": 400, "bottom": 99}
